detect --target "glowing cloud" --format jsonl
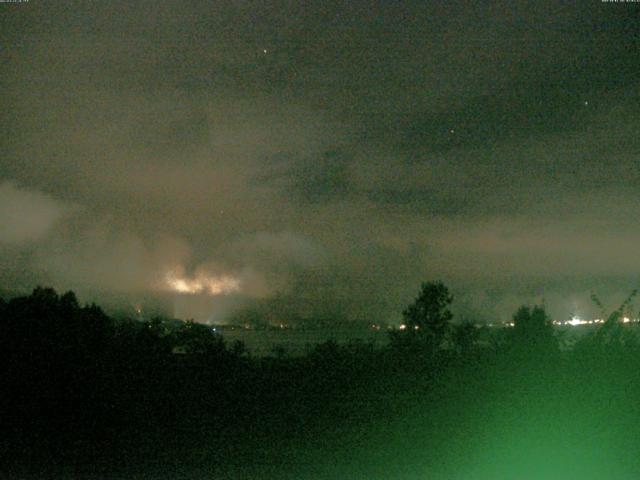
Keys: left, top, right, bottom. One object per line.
{"left": 165, "top": 270, "right": 241, "bottom": 296}
{"left": 0, "top": 181, "right": 69, "bottom": 244}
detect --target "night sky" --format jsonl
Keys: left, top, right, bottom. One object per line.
{"left": 1, "top": 1, "right": 639, "bottom": 324}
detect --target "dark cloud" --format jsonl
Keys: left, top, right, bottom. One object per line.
{"left": 1, "top": 1, "right": 639, "bottom": 323}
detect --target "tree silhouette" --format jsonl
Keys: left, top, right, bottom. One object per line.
{"left": 451, "top": 321, "right": 479, "bottom": 355}
{"left": 403, "top": 281, "right": 453, "bottom": 344}
{"left": 580, "top": 290, "right": 639, "bottom": 352}
{"left": 391, "top": 281, "right": 453, "bottom": 355}
{"left": 175, "top": 320, "right": 226, "bottom": 356}
{"left": 510, "top": 305, "right": 557, "bottom": 356}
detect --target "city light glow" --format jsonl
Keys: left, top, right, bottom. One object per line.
{"left": 165, "top": 270, "right": 241, "bottom": 296}
{"left": 567, "top": 316, "right": 585, "bottom": 327}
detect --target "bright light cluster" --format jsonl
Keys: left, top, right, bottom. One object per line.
{"left": 549, "top": 316, "right": 638, "bottom": 327}
{"left": 567, "top": 316, "right": 587, "bottom": 327}
{"left": 165, "top": 270, "right": 241, "bottom": 296}
{"left": 490, "top": 316, "right": 640, "bottom": 328}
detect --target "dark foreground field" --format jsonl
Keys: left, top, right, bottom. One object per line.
{"left": 2, "top": 288, "right": 640, "bottom": 479}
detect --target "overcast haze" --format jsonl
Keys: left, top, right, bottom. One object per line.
{"left": 1, "top": 1, "right": 640, "bottom": 323}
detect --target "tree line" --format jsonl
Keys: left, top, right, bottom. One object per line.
{"left": 1, "top": 283, "right": 640, "bottom": 479}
